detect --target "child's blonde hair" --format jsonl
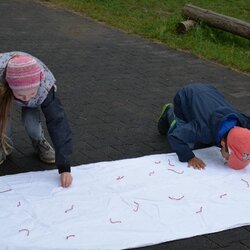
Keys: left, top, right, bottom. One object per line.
{"left": 0, "top": 73, "right": 13, "bottom": 154}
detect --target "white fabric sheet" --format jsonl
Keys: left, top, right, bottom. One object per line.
{"left": 0, "top": 146, "right": 250, "bottom": 250}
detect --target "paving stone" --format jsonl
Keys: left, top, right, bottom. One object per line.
{"left": 214, "top": 243, "right": 250, "bottom": 250}
{"left": 206, "top": 228, "right": 250, "bottom": 247}
{"left": 241, "top": 240, "right": 250, "bottom": 248}
{"left": 130, "top": 236, "right": 219, "bottom": 250}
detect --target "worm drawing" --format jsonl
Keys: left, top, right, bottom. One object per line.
{"left": 66, "top": 234, "right": 75, "bottom": 240}
{"left": 167, "top": 168, "right": 184, "bottom": 174}
{"left": 116, "top": 176, "right": 124, "bottom": 180}
{"left": 19, "top": 229, "right": 30, "bottom": 236}
{"left": 220, "top": 193, "right": 227, "bottom": 199}
{"left": 168, "top": 195, "right": 184, "bottom": 201}
{"left": 168, "top": 160, "right": 175, "bottom": 166}
{"left": 17, "top": 201, "right": 21, "bottom": 207}
{"left": 149, "top": 171, "right": 155, "bottom": 176}
{"left": 196, "top": 206, "right": 203, "bottom": 214}
{"left": 133, "top": 201, "right": 139, "bottom": 212}
{"left": 65, "top": 205, "right": 74, "bottom": 213}
{"left": 241, "top": 178, "right": 249, "bottom": 188}
{"left": 0, "top": 188, "right": 12, "bottom": 193}
{"left": 154, "top": 161, "right": 161, "bottom": 164}
{"left": 109, "top": 218, "right": 122, "bottom": 224}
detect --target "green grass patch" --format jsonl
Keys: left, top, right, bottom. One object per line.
{"left": 46, "top": 0, "right": 250, "bottom": 72}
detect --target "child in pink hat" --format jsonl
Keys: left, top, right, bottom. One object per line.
{"left": 158, "top": 83, "right": 250, "bottom": 170}
{"left": 0, "top": 52, "right": 72, "bottom": 188}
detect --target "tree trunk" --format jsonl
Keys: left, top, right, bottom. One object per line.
{"left": 182, "top": 4, "right": 250, "bottom": 40}
{"left": 177, "top": 20, "right": 196, "bottom": 34}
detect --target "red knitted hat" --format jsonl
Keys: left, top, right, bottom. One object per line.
{"left": 227, "top": 127, "right": 250, "bottom": 170}
{"left": 6, "top": 55, "right": 43, "bottom": 91}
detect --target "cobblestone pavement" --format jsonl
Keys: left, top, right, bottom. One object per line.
{"left": 0, "top": 0, "right": 250, "bottom": 249}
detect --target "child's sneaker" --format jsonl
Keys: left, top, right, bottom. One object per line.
{"left": 0, "top": 145, "right": 13, "bottom": 165}
{"left": 157, "top": 103, "right": 175, "bottom": 135}
{"left": 0, "top": 148, "right": 6, "bottom": 165}
{"left": 32, "top": 138, "right": 55, "bottom": 164}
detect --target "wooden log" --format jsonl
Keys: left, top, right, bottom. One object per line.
{"left": 177, "top": 20, "right": 196, "bottom": 34}
{"left": 182, "top": 4, "right": 250, "bottom": 39}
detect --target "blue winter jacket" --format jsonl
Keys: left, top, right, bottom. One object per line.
{"left": 168, "top": 83, "right": 250, "bottom": 162}
{"left": 41, "top": 87, "right": 72, "bottom": 174}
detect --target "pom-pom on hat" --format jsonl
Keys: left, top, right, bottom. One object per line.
{"left": 227, "top": 126, "right": 250, "bottom": 170}
{"left": 6, "top": 55, "right": 43, "bottom": 91}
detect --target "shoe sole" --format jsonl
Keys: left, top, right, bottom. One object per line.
{"left": 157, "top": 103, "right": 174, "bottom": 135}
{"left": 158, "top": 103, "right": 172, "bottom": 121}
{"left": 39, "top": 157, "right": 55, "bottom": 164}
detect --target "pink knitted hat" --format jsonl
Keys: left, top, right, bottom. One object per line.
{"left": 6, "top": 55, "right": 43, "bottom": 91}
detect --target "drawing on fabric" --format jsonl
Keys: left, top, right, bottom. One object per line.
{"left": 116, "top": 176, "right": 124, "bottom": 180}
{"left": 168, "top": 159, "right": 174, "bottom": 166}
{"left": 109, "top": 218, "right": 122, "bottom": 224}
{"left": 168, "top": 195, "right": 184, "bottom": 201}
{"left": 196, "top": 206, "right": 203, "bottom": 214}
{"left": 167, "top": 168, "right": 184, "bottom": 174}
{"left": 241, "top": 178, "right": 249, "bottom": 188}
{"left": 133, "top": 201, "right": 139, "bottom": 212}
{"left": 149, "top": 171, "right": 155, "bottom": 176}
{"left": 0, "top": 188, "right": 12, "bottom": 193}
{"left": 19, "top": 229, "right": 30, "bottom": 236}
{"left": 65, "top": 205, "right": 74, "bottom": 213}
{"left": 66, "top": 235, "right": 75, "bottom": 240}
{"left": 220, "top": 193, "right": 227, "bottom": 199}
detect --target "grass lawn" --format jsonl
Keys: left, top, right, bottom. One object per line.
{"left": 46, "top": 0, "right": 250, "bottom": 73}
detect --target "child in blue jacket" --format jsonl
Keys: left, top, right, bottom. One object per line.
{"left": 0, "top": 52, "right": 73, "bottom": 187}
{"left": 158, "top": 83, "right": 250, "bottom": 170}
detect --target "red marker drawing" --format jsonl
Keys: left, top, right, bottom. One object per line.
{"left": 220, "top": 193, "right": 227, "bottom": 198}
{"left": 109, "top": 218, "right": 122, "bottom": 224}
{"left": 167, "top": 168, "right": 184, "bottom": 174}
{"left": 241, "top": 178, "right": 249, "bottom": 188}
{"left": 133, "top": 201, "right": 139, "bottom": 212}
{"left": 66, "top": 234, "right": 75, "bottom": 240}
{"left": 0, "top": 188, "right": 12, "bottom": 193}
{"left": 65, "top": 205, "right": 74, "bottom": 213}
{"left": 168, "top": 160, "right": 174, "bottom": 166}
{"left": 196, "top": 206, "right": 203, "bottom": 214}
{"left": 168, "top": 195, "right": 184, "bottom": 201}
{"left": 19, "top": 229, "right": 30, "bottom": 236}
{"left": 116, "top": 176, "right": 124, "bottom": 180}
{"left": 149, "top": 171, "right": 155, "bottom": 176}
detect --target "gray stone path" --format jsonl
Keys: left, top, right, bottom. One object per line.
{"left": 0, "top": 0, "right": 250, "bottom": 249}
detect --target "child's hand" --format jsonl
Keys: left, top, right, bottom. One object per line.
{"left": 60, "top": 172, "right": 73, "bottom": 187}
{"left": 188, "top": 157, "right": 206, "bottom": 170}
